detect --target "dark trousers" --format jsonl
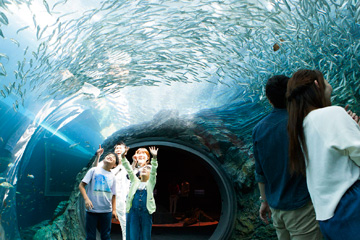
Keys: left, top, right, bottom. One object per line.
{"left": 86, "top": 211, "right": 112, "bottom": 240}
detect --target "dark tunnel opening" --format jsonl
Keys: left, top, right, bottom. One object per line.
{"left": 108, "top": 140, "right": 237, "bottom": 240}
{"left": 76, "top": 140, "right": 236, "bottom": 240}
{"left": 110, "top": 144, "right": 221, "bottom": 239}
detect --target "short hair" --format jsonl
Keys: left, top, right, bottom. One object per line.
{"left": 114, "top": 141, "right": 125, "bottom": 148}
{"left": 135, "top": 148, "right": 150, "bottom": 162}
{"left": 265, "top": 75, "right": 290, "bottom": 109}
{"left": 104, "top": 152, "right": 119, "bottom": 166}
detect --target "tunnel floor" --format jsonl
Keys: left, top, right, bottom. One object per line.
{"left": 111, "top": 223, "right": 216, "bottom": 239}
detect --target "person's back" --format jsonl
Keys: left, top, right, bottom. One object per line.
{"left": 253, "top": 75, "right": 322, "bottom": 240}
{"left": 253, "top": 108, "right": 309, "bottom": 209}
{"left": 286, "top": 69, "right": 360, "bottom": 240}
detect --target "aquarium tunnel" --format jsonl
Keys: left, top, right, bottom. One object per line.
{"left": 1, "top": 0, "right": 360, "bottom": 239}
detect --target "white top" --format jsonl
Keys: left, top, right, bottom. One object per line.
{"left": 303, "top": 106, "right": 360, "bottom": 220}
{"left": 98, "top": 161, "right": 130, "bottom": 212}
{"left": 138, "top": 182, "right": 147, "bottom": 190}
{"left": 82, "top": 167, "right": 117, "bottom": 213}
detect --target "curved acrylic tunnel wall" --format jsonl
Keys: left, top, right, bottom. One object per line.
{"left": 1, "top": 0, "right": 360, "bottom": 239}
{"left": 3, "top": 101, "right": 272, "bottom": 240}
{"left": 0, "top": 98, "right": 105, "bottom": 239}
{"left": 29, "top": 104, "right": 270, "bottom": 240}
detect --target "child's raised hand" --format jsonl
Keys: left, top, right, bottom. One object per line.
{"left": 149, "top": 146, "right": 158, "bottom": 158}
{"left": 96, "top": 144, "right": 104, "bottom": 156}
{"left": 124, "top": 146, "right": 130, "bottom": 155}
{"left": 120, "top": 146, "right": 130, "bottom": 158}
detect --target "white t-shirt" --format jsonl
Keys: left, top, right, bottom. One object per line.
{"left": 82, "top": 167, "right": 117, "bottom": 213}
{"left": 303, "top": 106, "right": 360, "bottom": 220}
{"left": 98, "top": 161, "right": 130, "bottom": 208}
{"left": 138, "top": 182, "right": 147, "bottom": 190}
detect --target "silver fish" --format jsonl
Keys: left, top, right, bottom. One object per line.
{"left": 10, "top": 38, "right": 20, "bottom": 47}
{"left": 0, "top": 63, "right": 6, "bottom": 76}
{"left": 16, "top": 26, "right": 30, "bottom": 34}
{"left": 43, "top": 0, "right": 51, "bottom": 15}
{"left": 69, "top": 142, "right": 80, "bottom": 149}
{"left": 0, "top": 12, "right": 8, "bottom": 25}
{"left": 0, "top": 182, "right": 13, "bottom": 189}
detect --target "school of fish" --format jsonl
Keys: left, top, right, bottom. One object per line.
{"left": 0, "top": 0, "right": 359, "bottom": 114}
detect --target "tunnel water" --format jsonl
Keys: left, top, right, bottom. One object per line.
{"left": 1, "top": 0, "right": 360, "bottom": 239}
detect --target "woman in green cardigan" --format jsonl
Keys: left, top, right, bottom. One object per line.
{"left": 120, "top": 146, "right": 158, "bottom": 240}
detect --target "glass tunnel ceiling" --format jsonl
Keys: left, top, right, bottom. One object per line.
{"left": 0, "top": 0, "right": 360, "bottom": 238}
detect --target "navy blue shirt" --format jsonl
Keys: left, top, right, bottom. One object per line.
{"left": 253, "top": 108, "right": 310, "bottom": 210}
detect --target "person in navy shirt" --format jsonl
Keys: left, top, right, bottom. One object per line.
{"left": 252, "top": 75, "right": 322, "bottom": 240}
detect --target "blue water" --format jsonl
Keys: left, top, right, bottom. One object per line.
{"left": 1, "top": 0, "right": 360, "bottom": 239}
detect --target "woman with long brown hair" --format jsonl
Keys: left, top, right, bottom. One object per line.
{"left": 286, "top": 69, "right": 360, "bottom": 240}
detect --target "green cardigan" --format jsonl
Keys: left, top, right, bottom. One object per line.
{"left": 121, "top": 157, "right": 158, "bottom": 214}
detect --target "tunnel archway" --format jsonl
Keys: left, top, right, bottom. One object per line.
{"left": 78, "top": 139, "right": 236, "bottom": 239}
{"left": 124, "top": 139, "right": 236, "bottom": 240}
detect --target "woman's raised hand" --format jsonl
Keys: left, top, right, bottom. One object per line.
{"left": 345, "top": 105, "right": 360, "bottom": 126}
{"left": 149, "top": 146, "right": 158, "bottom": 158}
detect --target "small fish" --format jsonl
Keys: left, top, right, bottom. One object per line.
{"left": 16, "top": 26, "right": 30, "bottom": 34}
{"left": 27, "top": 174, "right": 34, "bottom": 179}
{"left": 0, "top": 12, "right": 8, "bottom": 25}
{"left": 33, "top": 14, "right": 37, "bottom": 28}
{"left": 8, "top": 163, "right": 14, "bottom": 168}
{"left": 36, "top": 26, "right": 41, "bottom": 40}
{"left": 0, "top": 177, "right": 5, "bottom": 180}
{"left": 43, "top": 0, "right": 52, "bottom": 15}
{"left": 39, "top": 25, "right": 48, "bottom": 40}
{"left": 283, "top": 0, "right": 291, "bottom": 12}
{"left": 0, "top": 53, "right": 9, "bottom": 61}
{"left": 21, "top": 58, "right": 26, "bottom": 71}
{"left": 13, "top": 103, "right": 17, "bottom": 112}
{"left": 32, "top": 51, "right": 38, "bottom": 60}
{"left": 17, "top": 61, "right": 21, "bottom": 71}
{"left": 0, "top": 182, "right": 13, "bottom": 188}
{"left": 69, "top": 142, "right": 80, "bottom": 149}
{"left": 0, "top": 29, "right": 4, "bottom": 38}
{"left": 10, "top": 38, "right": 20, "bottom": 47}
{"left": 0, "top": 63, "right": 6, "bottom": 76}
{"left": 3, "top": 85, "right": 10, "bottom": 94}
{"left": 52, "top": 0, "right": 68, "bottom": 10}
